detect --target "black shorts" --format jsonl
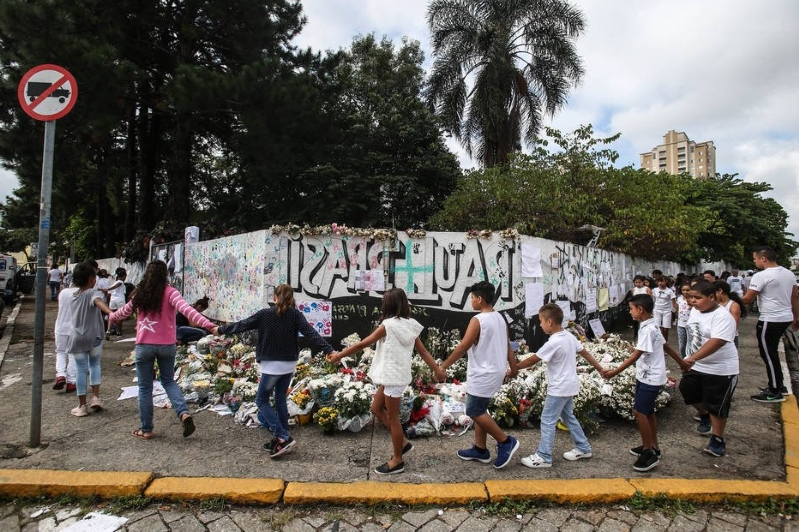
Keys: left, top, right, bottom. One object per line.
{"left": 679, "top": 370, "right": 738, "bottom": 418}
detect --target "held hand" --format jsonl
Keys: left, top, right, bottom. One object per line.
{"left": 507, "top": 366, "right": 519, "bottom": 379}
{"left": 211, "top": 326, "right": 219, "bottom": 336}
{"left": 680, "top": 358, "right": 695, "bottom": 372}
{"left": 434, "top": 367, "right": 447, "bottom": 383}
{"left": 327, "top": 352, "right": 342, "bottom": 364}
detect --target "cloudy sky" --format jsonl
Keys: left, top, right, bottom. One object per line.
{"left": 4, "top": 1, "right": 798, "bottom": 242}
{"left": 293, "top": 0, "right": 799, "bottom": 240}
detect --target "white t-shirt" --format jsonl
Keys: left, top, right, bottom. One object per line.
{"left": 749, "top": 266, "right": 796, "bottom": 322}
{"left": 466, "top": 311, "right": 509, "bottom": 398}
{"left": 677, "top": 295, "right": 691, "bottom": 327}
{"left": 652, "top": 287, "right": 676, "bottom": 313}
{"left": 727, "top": 276, "right": 744, "bottom": 295}
{"left": 535, "top": 330, "right": 582, "bottom": 397}
{"left": 686, "top": 306, "right": 738, "bottom": 375}
{"left": 54, "top": 287, "right": 79, "bottom": 336}
{"left": 108, "top": 281, "right": 127, "bottom": 310}
{"left": 48, "top": 268, "right": 63, "bottom": 283}
{"left": 634, "top": 318, "right": 668, "bottom": 386}
{"left": 95, "top": 277, "right": 111, "bottom": 292}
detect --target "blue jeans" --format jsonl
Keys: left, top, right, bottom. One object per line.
{"left": 135, "top": 344, "right": 188, "bottom": 433}
{"left": 256, "top": 372, "right": 293, "bottom": 441}
{"left": 49, "top": 281, "right": 60, "bottom": 300}
{"left": 536, "top": 395, "right": 591, "bottom": 463}
{"left": 72, "top": 338, "right": 103, "bottom": 396}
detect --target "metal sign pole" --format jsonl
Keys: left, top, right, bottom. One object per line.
{"left": 30, "top": 119, "right": 55, "bottom": 448}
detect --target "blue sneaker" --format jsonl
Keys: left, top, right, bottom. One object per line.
{"left": 494, "top": 435, "right": 520, "bottom": 469}
{"left": 696, "top": 414, "right": 712, "bottom": 436}
{"left": 703, "top": 435, "right": 725, "bottom": 457}
{"left": 457, "top": 445, "right": 491, "bottom": 463}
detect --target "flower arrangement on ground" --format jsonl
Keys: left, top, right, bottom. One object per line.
{"left": 333, "top": 381, "right": 375, "bottom": 419}
{"left": 313, "top": 406, "right": 339, "bottom": 434}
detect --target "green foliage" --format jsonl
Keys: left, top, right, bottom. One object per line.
{"left": 427, "top": 0, "right": 585, "bottom": 167}
{"left": 626, "top": 492, "right": 695, "bottom": 516}
{"left": 431, "top": 125, "right": 796, "bottom": 264}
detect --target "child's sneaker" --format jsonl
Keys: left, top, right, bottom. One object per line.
{"left": 457, "top": 445, "right": 491, "bottom": 463}
{"left": 90, "top": 396, "right": 104, "bottom": 412}
{"left": 696, "top": 414, "right": 712, "bottom": 435}
{"left": 751, "top": 389, "right": 785, "bottom": 403}
{"left": 520, "top": 452, "right": 552, "bottom": 468}
{"left": 53, "top": 377, "right": 66, "bottom": 390}
{"left": 270, "top": 436, "right": 295, "bottom": 458}
{"left": 71, "top": 405, "right": 89, "bottom": 417}
{"left": 703, "top": 435, "right": 725, "bottom": 457}
{"left": 633, "top": 448, "right": 660, "bottom": 472}
{"left": 629, "top": 445, "right": 661, "bottom": 458}
{"left": 494, "top": 436, "right": 520, "bottom": 469}
{"left": 563, "top": 448, "right": 592, "bottom": 461}
{"left": 65, "top": 383, "right": 76, "bottom": 393}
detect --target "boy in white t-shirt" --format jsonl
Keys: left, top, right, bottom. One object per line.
{"left": 680, "top": 280, "right": 739, "bottom": 458}
{"left": 516, "top": 303, "right": 605, "bottom": 468}
{"left": 603, "top": 294, "right": 687, "bottom": 471}
{"left": 652, "top": 276, "right": 678, "bottom": 342}
{"left": 439, "top": 281, "right": 520, "bottom": 470}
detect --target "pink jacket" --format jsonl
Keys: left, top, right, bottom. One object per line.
{"left": 109, "top": 286, "right": 214, "bottom": 345}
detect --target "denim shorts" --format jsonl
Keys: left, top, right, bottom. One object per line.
{"left": 633, "top": 380, "right": 663, "bottom": 415}
{"left": 465, "top": 393, "right": 491, "bottom": 418}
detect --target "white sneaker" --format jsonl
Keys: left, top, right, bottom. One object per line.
{"left": 520, "top": 453, "right": 552, "bottom": 468}
{"left": 71, "top": 405, "right": 89, "bottom": 417}
{"left": 90, "top": 396, "right": 104, "bottom": 411}
{"left": 563, "top": 448, "right": 592, "bottom": 461}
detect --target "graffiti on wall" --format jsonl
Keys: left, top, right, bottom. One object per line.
{"left": 179, "top": 229, "right": 684, "bottom": 346}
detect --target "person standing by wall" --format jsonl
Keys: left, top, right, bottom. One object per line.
{"left": 741, "top": 246, "right": 799, "bottom": 402}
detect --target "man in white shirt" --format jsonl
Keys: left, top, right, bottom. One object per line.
{"left": 741, "top": 246, "right": 799, "bottom": 402}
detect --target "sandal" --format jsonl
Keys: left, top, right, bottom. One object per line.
{"left": 132, "top": 429, "right": 153, "bottom": 440}
{"left": 181, "top": 414, "right": 195, "bottom": 438}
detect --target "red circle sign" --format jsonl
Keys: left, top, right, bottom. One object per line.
{"left": 17, "top": 64, "right": 78, "bottom": 121}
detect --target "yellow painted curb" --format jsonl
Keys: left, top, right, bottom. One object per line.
{"left": 485, "top": 479, "right": 635, "bottom": 504}
{"left": 0, "top": 469, "right": 151, "bottom": 499}
{"left": 787, "top": 465, "right": 799, "bottom": 487}
{"left": 283, "top": 481, "right": 487, "bottom": 505}
{"left": 782, "top": 396, "right": 799, "bottom": 426}
{"left": 145, "top": 477, "right": 284, "bottom": 504}
{"left": 630, "top": 478, "right": 799, "bottom": 501}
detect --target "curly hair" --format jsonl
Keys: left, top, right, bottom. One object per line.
{"left": 131, "top": 260, "right": 169, "bottom": 316}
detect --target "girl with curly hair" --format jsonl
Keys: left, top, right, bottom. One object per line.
{"left": 109, "top": 260, "right": 216, "bottom": 440}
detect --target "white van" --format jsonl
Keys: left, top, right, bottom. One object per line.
{"left": 0, "top": 254, "right": 18, "bottom": 303}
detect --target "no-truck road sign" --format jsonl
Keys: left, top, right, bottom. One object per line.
{"left": 17, "top": 64, "right": 78, "bottom": 121}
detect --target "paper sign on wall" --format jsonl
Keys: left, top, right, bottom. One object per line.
{"left": 521, "top": 244, "right": 543, "bottom": 277}
{"left": 525, "top": 282, "right": 545, "bottom": 317}
{"left": 589, "top": 318, "right": 606, "bottom": 338}
{"left": 297, "top": 300, "right": 333, "bottom": 337}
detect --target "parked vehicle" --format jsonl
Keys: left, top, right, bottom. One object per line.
{"left": 15, "top": 262, "right": 36, "bottom": 296}
{"left": 0, "top": 255, "right": 18, "bottom": 304}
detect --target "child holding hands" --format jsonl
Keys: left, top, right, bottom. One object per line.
{"left": 329, "top": 288, "right": 445, "bottom": 475}
{"left": 439, "top": 281, "right": 520, "bottom": 470}
{"left": 517, "top": 303, "right": 605, "bottom": 469}
{"left": 603, "top": 294, "right": 688, "bottom": 471}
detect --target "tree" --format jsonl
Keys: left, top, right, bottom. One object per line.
{"left": 286, "top": 35, "right": 461, "bottom": 228}
{"left": 429, "top": 126, "right": 797, "bottom": 265}
{"left": 426, "top": 0, "right": 585, "bottom": 167}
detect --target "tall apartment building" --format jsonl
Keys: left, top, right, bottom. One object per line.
{"left": 640, "top": 130, "right": 716, "bottom": 178}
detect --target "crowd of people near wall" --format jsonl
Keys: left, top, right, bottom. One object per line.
{"left": 42, "top": 244, "right": 799, "bottom": 474}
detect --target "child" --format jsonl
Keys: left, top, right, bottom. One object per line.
{"left": 53, "top": 283, "right": 78, "bottom": 393}
{"left": 213, "top": 284, "right": 337, "bottom": 457}
{"left": 438, "top": 280, "right": 520, "bottom": 469}
{"left": 676, "top": 282, "right": 692, "bottom": 359}
{"left": 106, "top": 268, "right": 127, "bottom": 338}
{"left": 714, "top": 280, "right": 746, "bottom": 348}
{"left": 652, "top": 275, "right": 678, "bottom": 341}
{"left": 679, "top": 280, "right": 739, "bottom": 457}
{"left": 629, "top": 275, "right": 652, "bottom": 340}
{"left": 602, "top": 294, "right": 687, "bottom": 471}
{"left": 67, "top": 262, "right": 113, "bottom": 417}
{"left": 328, "top": 288, "right": 446, "bottom": 475}
{"left": 517, "top": 303, "right": 605, "bottom": 468}
{"left": 110, "top": 260, "right": 216, "bottom": 440}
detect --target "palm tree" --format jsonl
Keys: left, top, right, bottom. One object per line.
{"left": 426, "top": 0, "right": 585, "bottom": 167}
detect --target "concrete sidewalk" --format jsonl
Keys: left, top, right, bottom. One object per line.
{"left": 0, "top": 295, "right": 798, "bottom": 508}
